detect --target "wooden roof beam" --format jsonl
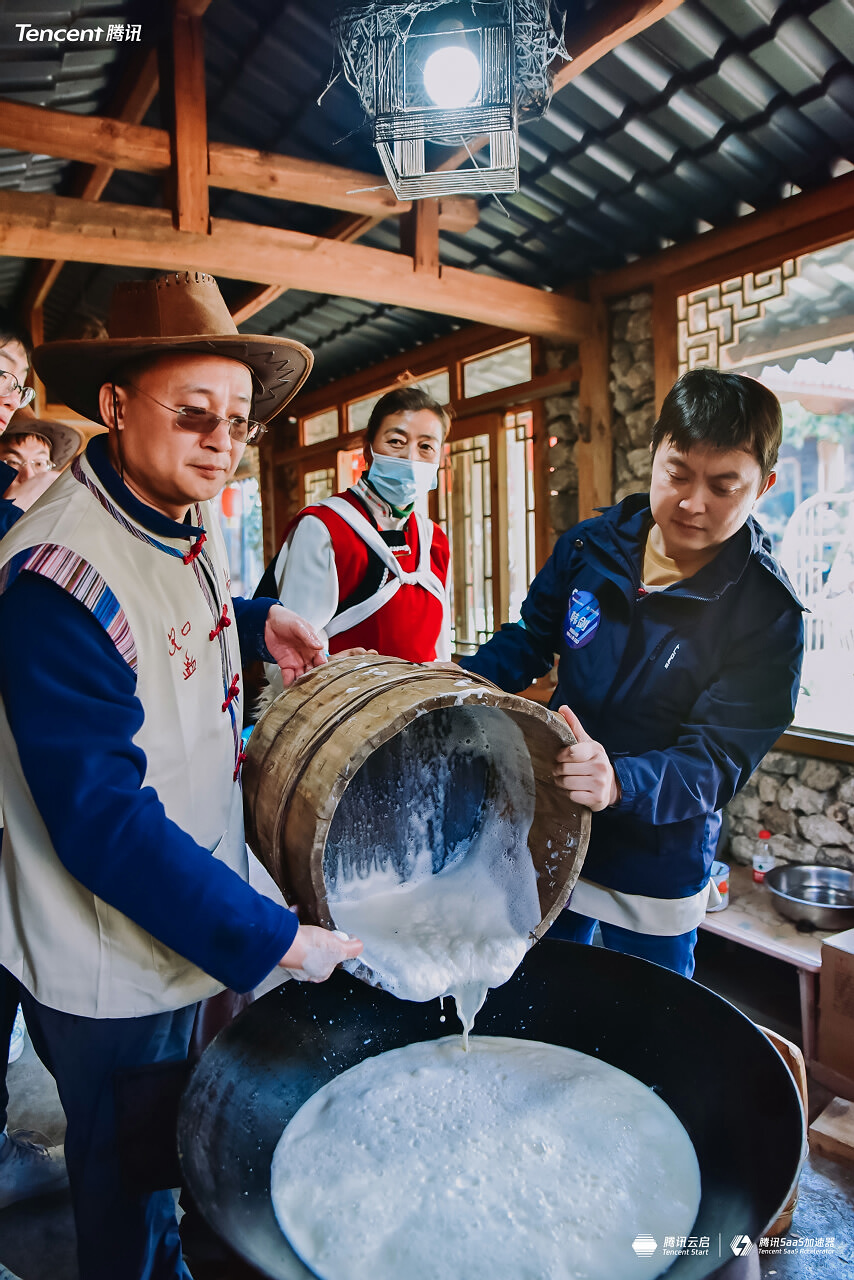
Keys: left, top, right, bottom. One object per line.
{"left": 553, "top": 0, "right": 685, "bottom": 89}
{"left": 160, "top": 4, "right": 209, "bottom": 232}
{"left": 589, "top": 170, "right": 854, "bottom": 299}
{"left": 0, "top": 99, "right": 479, "bottom": 231}
{"left": 0, "top": 190, "right": 590, "bottom": 342}
{"left": 20, "top": 47, "right": 159, "bottom": 315}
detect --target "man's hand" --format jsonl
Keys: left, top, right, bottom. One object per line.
{"left": 3, "top": 468, "right": 57, "bottom": 512}
{"left": 264, "top": 605, "right": 326, "bottom": 687}
{"left": 553, "top": 705, "right": 620, "bottom": 811}
{"left": 278, "top": 924, "right": 363, "bottom": 983}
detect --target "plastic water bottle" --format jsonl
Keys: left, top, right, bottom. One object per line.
{"left": 753, "top": 829, "right": 776, "bottom": 883}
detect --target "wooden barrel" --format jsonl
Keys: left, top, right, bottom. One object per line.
{"left": 243, "top": 655, "right": 590, "bottom": 937}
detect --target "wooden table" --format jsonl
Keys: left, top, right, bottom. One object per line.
{"left": 699, "top": 863, "right": 837, "bottom": 1064}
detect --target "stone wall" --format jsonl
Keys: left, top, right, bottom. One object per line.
{"left": 610, "top": 291, "right": 655, "bottom": 504}
{"left": 541, "top": 338, "right": 581, "bottom": 540}
{"left": 726, "top": 754, "right": 854, "bottom": 873}
{"left": 603, "top": 290, "right": 853, "bottom": 875}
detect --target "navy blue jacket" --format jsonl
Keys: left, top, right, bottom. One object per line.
{"left": 460, "top": 495, "right": 804, "bottom": 901}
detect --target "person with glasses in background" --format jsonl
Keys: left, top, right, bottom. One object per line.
{"left": 0, "top": 309, "right": 60, "bottom": 537}
{"left": 0, "top": 407, "right": 82, "bottom": 488}
{"left": 0, "top": 273, "right": 362, "bottom": 1280}
{"left": 0, "top": 311, "right": 74, "bottom": 1280}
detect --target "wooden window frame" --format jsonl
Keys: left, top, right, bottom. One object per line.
{"left": 433, "top": 402, "right": 549, "bottom": 657}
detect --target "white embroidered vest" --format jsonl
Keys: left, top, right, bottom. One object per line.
{"left": 0, "top": 454, "right": 247, "bottom": 1016}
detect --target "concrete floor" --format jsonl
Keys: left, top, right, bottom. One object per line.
{"left": 2, "top": 939, "right": 853, "bottom": 1279}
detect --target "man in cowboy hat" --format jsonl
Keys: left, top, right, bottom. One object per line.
{"left": 0, "top": 272, "right": 362, "bottom": 1280}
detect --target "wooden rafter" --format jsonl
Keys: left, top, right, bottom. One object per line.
{"left": 400, "top": 199, "right": 440, "bottom": 277}
{"left": 0, "top": 99, "right": 479, "bottom": 231}
{"left": 165, "top": 6, "right": 210, "bottom": 233}
{"left": 0, "top": 190, "right": 590, "bottom": 341}
{"left": 554, "top": 0, "right": 684, "bottom": 88}
{"left": 589, "top": 171, "right": 854, "bottom": 299}
{"left": 20, "top": 47, "right": 159, "bottom": 316}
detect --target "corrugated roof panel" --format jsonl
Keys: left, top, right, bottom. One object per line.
{"left": 811, "top": 0, "right": 854, "bottom": 60}
{"left": 702, "top": 0, "right": 771, "bottom": 39}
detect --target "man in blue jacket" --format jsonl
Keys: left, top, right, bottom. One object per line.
{"left": 461, "top": 369, "right": 804, "bottom": 978}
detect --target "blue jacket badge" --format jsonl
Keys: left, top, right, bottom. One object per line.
{"left": 564, "top": 589, "right": 600, "bottom": 649}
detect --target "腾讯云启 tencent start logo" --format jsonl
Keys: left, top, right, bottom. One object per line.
{"left": 631, "top": 1234, "right": 658, "bottom": 1258}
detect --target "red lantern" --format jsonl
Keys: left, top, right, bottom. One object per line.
{"left": 221, "top": 486, "right": 241, "bottom": 519}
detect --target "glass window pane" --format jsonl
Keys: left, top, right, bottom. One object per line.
{"left": 216, "top": 478, "right": 264, "bottom": 599}
{"left": 348, "top": 394, "right": 382, "bottom": 433}
{"left": 417, "top": 370, "right": 450, "bottom": 404}
{"left": 436, "top": 434, "right": 493, "bottom": 655}
{"left": 463, "top": 342, "right": 532, "bottom": 398}
{"left": 348, "top": 373, "right": 449, "bottom": 434}
{"left": 304, "top": 467, "right": 336, "bottom": 506}
{"left": 302, "top": 408, "right": 338, "bottom": 446}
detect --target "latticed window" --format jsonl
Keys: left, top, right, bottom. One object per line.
{"left": 303, "top": 467, "right": 336, "bottom": 506}
{"left": 675, "top": 239, "right": 854, "bottom": 737}
{"left": 437, "top": 433, "right": 494, "bottom": 654}
{"left": 436, "top": 409, "right": 540, "bottom": 657}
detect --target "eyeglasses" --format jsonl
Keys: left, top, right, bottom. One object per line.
{"left": 124, "top": 384, "right": 267, "bottom": 445}
{"left": 1, "top": 454, "right": 54, "bottom": 474}
{"left": 0, "top": 369, "right": 35, "bottom": 408}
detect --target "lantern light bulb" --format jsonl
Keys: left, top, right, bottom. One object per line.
{"left": 423, "top": 45, "right": 481, "bottom": 108}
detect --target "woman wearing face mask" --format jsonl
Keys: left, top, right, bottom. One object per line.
{"left": 258, "top": 387, "right": 451, "bottom": 686}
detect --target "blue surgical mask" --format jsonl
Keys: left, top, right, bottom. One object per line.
{"left": 367, "top": 454, "right": 439, "bottom": 509}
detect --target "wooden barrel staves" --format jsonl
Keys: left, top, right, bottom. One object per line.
{"left": 243, "top": 655, "right": 590, "bottom": 937}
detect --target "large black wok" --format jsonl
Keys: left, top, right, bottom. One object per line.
{"left": 178, "top": 941, "right": 803, "bottom": 1280}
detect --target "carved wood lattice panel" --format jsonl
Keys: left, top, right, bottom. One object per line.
{"left": 677, "top": 261, "right": 797, "bottom": 375}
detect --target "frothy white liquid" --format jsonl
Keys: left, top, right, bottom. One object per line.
{"left": 271, "top": 1036, "right": 701, "bottom": 1280}
{"left": 327, "top": 709, "right": 541, "bottom": 1039}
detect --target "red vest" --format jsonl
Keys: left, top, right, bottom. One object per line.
{"left": 293, "top": 490, "right": 450, "bottom": 661}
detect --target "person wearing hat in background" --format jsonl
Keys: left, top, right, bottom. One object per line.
{"left": 0, "top": 406, "right": 82, "bottom": 485}
{"left": 0, "top": 272, "right": 362, "bottom": 1280}
{"left": 0, "top": 312, "right": 60, "bottom": 537}
{"left": 0, "top": 311, "right": 74, "bottom": 1258}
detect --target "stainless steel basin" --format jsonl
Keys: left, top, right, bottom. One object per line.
{"left": 765, "top": 863, "right": 854, "bottom": 929}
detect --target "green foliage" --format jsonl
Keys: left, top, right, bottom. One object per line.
{"left": 782, "top": 401, "right": 854, "bottom": 448}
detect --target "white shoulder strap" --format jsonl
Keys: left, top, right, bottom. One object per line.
{"left": 323, "top": 498, "right": 445, "bottom": 636}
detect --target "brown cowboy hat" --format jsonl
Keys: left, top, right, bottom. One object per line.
{"left": 33, "top": 271, "right": 313, "bottom": 426}
{"left": 3, "top": 406, "right": 82, "bottom": 470}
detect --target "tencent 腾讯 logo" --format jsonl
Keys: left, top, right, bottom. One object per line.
{"left": 632, "top": 1234, "right": 658, "bottom": 1258}
{"left": 730, "top": 1235, "right": 753, "bottom": 1256}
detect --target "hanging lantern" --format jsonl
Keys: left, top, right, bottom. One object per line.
{"left": 221, "top": 485, "right": 242, "bottom": 520}
{"left": 333, "top": 0, "right": 563, "bottom": 200}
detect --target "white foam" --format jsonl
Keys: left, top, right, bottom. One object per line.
{"left": 271, "top": 1036, "right": 701, "bottom": 1280}
{"left": 328, "top": 711, "right": 540, "bottom": 1032}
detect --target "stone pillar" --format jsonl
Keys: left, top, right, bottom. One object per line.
{"left": 541, "top": 338, "right": 581, "bottom": 541}
{"left": 610, "top": 291, "right": 655, "bottom": 503}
